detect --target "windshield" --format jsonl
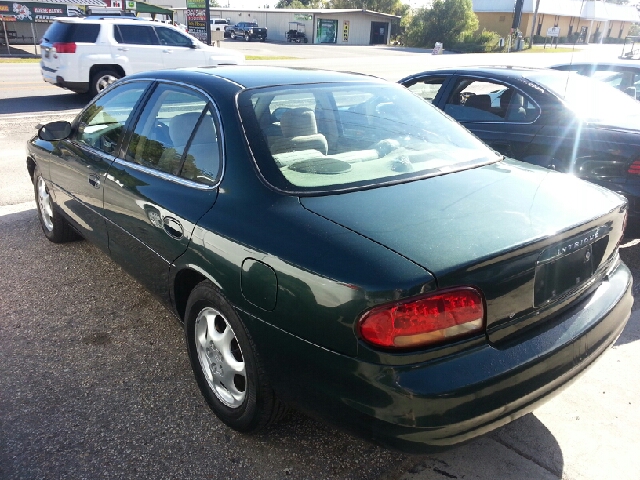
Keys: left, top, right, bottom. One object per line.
{"left": 239, "top": 82, "right": 500, "bottom": 194}
{"left": 527, "top": 71, "right": 640, "bottom": 128}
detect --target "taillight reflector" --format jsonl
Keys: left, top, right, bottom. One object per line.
{"left": 53, "top": 42, "right": 76, "bottom": 54}
{"left": 628, "top": 159, "right": 640, "bottom": 175}
{"left": 358, "top": 287, "right": 485, "bottom": 349}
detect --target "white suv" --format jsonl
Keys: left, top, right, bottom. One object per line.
{"left": 40, "top": 18, "right": 245, "bottom": 96}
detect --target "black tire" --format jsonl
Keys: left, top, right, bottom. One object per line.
{"left": 33, "top": 166, "right": 80, "bottom": 243}
{"left": 230, "top": 32, "right": 236, "bottom": 39}
{"left": 184, "top": 281, "right": 286, "bottom": 433}
{"left": 260, "top": 37, "right": 266, "bottom": 42}
{"left": 244, "top": 33, "right": 250, "bottom": 42}
{"left": 89, "top": 69, "right": 121, "bottom": 97}
{"left": 304, "top": 38, "right": 308, "bottom": 44}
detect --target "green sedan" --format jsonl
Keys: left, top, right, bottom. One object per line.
{"left": 26, "top": 66, "right": 632, "bottom": 452}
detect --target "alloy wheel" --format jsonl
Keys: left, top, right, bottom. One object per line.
{"left": 96, "top": 74, "right": 117, "bottom": 92}
{"left": 194, "top": 307, "right": 246, "bottom": 408}
{"left": 37, "top": 176, "right": 54, "bottom": 232}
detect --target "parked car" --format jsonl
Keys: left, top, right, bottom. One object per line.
{"left": 210, "top": 18, "right": 230, "bottom": 37}
{"left": 40, "top": 17, "right": 244, "bottom": 96}
{"left": 551, "top": 61, "right": 640, "bottom": 100}
{"left": 400, "top": 66, "right": 640, "bottom": 230}
{"left": 226, "top": 21, "right": 267, "bottom": 42}
{"left": 27, "top": 66, "right": 632, "bottom": 452}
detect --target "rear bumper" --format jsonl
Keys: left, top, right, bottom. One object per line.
{"left": 244, "top": 260, "right": 632, "bottom": 453}
{"left": 41, "top": 64, "right": 88, "bottom": 93}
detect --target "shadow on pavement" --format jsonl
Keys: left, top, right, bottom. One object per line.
{"left": 401, "top": 414, "right": 563, "bottom": 479}
{"left": 0, "top": 92, "right": 88, "bottom": 115}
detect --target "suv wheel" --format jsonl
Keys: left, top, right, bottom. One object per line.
{"left": 90, "top": 69, "right": 121, "bottom": 97}
{"left": 230, "top": 32, "right": 236, "bottom": 39}
{"left": 244, "top": 33, "right": 250, "bottom": 42}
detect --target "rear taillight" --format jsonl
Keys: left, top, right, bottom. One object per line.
{"left": 357, "top": 287, "right": 485, "bottom": 349}
{"left": 52, "top": 42, "right": 76, "bottom": 54}
{"left": 628, "top": 159, "right": 640, "bottom": 175}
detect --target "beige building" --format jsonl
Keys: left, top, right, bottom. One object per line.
{"left": 173, "top": 8, "right": 399, "bottom": 45}
{"left": 473, "top": 0, "right": 640, "bottom": 43}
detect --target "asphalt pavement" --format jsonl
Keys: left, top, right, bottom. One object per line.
{"left": 1, "top": 42, "right": 639, "bottom": 480}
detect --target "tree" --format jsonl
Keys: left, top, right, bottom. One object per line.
{"left": 326, "top": 0, "right": 410, "bottom": 17}
{"left": 275, "top": 0, "right": 321, "bottom": 7}
{"left": 405, "top": 0, "right": 478, "bottom": 48}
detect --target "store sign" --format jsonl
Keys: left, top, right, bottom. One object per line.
{"left": 186, "top": 0, "right": 207, "bottom": 42}
{"left": 0, "top": 1, "right": 67, "bottom": 22}
{"left": 294, "top": 14, "right": 311, "bottom": 21}
{"left": 126, "top": 0, "right": 135, "bottom": 10}
{"left": 342, "top": 20, "right": 349, "bottom": 42}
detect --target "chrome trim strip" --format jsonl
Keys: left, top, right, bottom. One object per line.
{"left": 111, "top": 157, "right": 217, "bottom": 190}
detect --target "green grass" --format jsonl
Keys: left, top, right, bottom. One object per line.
{"left": 0, "top": 57, "right": 40, "bottom": 63}
{"left": 521, "top": 46, "right": 577, "bottom": 53}
{"left": 245, "top": 55, "right": 299, "bottom": 60}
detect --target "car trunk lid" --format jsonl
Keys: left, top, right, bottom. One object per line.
{"left": 300, "top": 160, "right": 627, "bottom": 343}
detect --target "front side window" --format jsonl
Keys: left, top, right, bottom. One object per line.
{"left": 239, "top": 82, "right": 500, "bottom": 194}
{"left": 125, "top": 84, "right": 221, "bottom": 186}
{"left": 114, "top": 25, "right": 159, "bottom": 45}
{"left": 155, "top": 27, "right": 192, "bottom": 47}
{"left": 444, "top": 79, "right": 539, "bottom": 123}
{"left": 75, "top": 81, "right": 150, "bottom": 155}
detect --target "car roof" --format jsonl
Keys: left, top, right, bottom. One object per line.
{"left": 551, "top": 60, "right": 640, "bottom": 69}
{"left": 400, "top": 65, "right": 578, "bottom": 87}
{"left": 409, "top": 65, "right": 550, "bottom": 77}
{"left": 55, "top": 17, "right": 153, "bottom": 24}
{"left": 128, "top": 66, "right": 386, "bottom": 90}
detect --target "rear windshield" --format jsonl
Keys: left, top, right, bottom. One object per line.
{"left": 527, "top": 71, "right": 640, "bottom": 128}
{"left": 238, "top": 82, "right": 499, "bottom": 194}
{"left": 43, "top": 22, "right": 100, "bottom": 43}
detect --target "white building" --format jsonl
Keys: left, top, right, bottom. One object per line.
{"left": 174, "top": 7, "right": 400, "bottom": 45}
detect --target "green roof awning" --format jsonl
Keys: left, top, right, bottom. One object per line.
{"left": 136, "top": 1, "right": 173, "bottom": 17}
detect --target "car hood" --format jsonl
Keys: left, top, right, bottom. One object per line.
{"left": 299, "top": 159, "right": 625, "bottom": 278}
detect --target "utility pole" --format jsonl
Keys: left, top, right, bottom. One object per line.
{"left": 511, "top": 0, "right": 524, "bottom": 51}
{"left": 529, "top": 0, "right": 541, "bottom": 49}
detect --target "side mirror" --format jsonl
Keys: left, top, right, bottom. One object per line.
{"left": 624, "top": 86, "right": 637, "bottom": 98}
{"left": 38, "top": 121, "right": 72, "bottom": 141}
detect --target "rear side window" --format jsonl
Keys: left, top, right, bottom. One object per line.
{"left": 406, "top": 77, "right": 447, "bottom": 103}
{"left": 43, "top": 22, "right": 99, "bottom": 43}
{"left": 125, "top": 84, "right": 222, "bottom": 186}
{"left": 114, "top": 25, "right": 159, "bottom": 45}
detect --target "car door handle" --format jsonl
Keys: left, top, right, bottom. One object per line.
{"left": 117, "top": 47, "right": 129, "bottom": 51}
{"left": 162, "top": 216, "right": 183, "bottom": 239}
{"left": 88, "top": 174, "right": 101, "bottom": 189}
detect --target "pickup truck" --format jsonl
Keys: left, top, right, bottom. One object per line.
{"left": 226, "top": 22, "right": 267, "bottom": 42}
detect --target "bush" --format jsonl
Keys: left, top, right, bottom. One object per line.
{"left": 450, "top": 28, "right": 503, "bottom": 53}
